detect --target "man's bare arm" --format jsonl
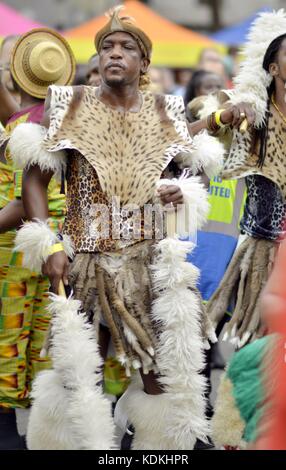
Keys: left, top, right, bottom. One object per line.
{"left": 22, "top": 165, "right": 52, "bottom": 221}
{"left": 187, "top": 103, "right": 255, "bottom": 136}
{"left": 0, "top": 199, "right": 25, "bottom": 233}
{"left": 22, "top": 164, "right": 69, "bottom": 292}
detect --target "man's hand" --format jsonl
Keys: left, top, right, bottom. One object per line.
{"left": 221, "top": 102, "right": 255, "bottom": 129}
{"left": 158, "top": 184, "right": 184, "bottom": 207}
{"left": 42, "top": 251, "right": 69, "bottom": 294}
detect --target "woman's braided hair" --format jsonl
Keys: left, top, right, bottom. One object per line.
{"left": 256, "top": 33, "right": 286, "bottom": 167}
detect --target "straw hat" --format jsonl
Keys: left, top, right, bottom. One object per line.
{"left": 10, "top": 28, "right": 76, "bottom": 99}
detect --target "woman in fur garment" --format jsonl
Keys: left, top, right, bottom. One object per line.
{"left": 191, "top": 10, "right": 286, "bottom": 348}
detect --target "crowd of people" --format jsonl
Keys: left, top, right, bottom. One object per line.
{"left": 0, "top": 5, "right": 285, "bottom": 451}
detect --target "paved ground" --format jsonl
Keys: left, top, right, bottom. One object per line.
{"left": 16, "top": 335, "right": 235, "bottom": 446}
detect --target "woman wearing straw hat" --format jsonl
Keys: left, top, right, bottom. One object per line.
{"left": 0, "top": 28, "right": 75, "bottom": 449}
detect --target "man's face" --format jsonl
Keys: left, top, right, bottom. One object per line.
{"left": 197, "top": 73, "right": 223, "bottom": 97}
{"left": 98, "top": 31, "right": 148, "bottom": 87}
{"left": 86, "top": 55, "right": 101, "bottom": 87}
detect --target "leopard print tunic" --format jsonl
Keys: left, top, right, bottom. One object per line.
{"left": 43, "top": 85, "right": 195, "bottom": 252}
{"left": 63, "top": 151, "right": 163, "bottom": 252}
{"left": 222, "top": 105, "right": 286, "bottom": 199}
{"left": 241, "top": 174, "right": 286, "bottom": 240}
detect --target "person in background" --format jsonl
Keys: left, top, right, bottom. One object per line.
{"left": 148, "top": 66, "right": 164, "bottom": 93}
{"left": 0, "top": 36, "right": 20, "bottom": 129}
{"left": 173, "top": 67, "right": 193, "bottom": 97}
{"left": 197, "top": 48, "right": 228, "bottom": 86}
{"left": 0, "top": 28, "right": 75, "bottom": 450}
{"left": 85, "top": 53, "right": 101, "bottom": 87}
{"left": 184, "top": 69, "right": 224, "bottom": 115}
{"left": 0, "top": 36, "right": 20, "bottom": 108}
{"left": 158, "top": 67, "right": 177, "bottom": 94}
{"left": 223, "top": 45, "right": 240, "bottom": 85}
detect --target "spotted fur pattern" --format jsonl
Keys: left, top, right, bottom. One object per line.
{"left": 44, "top": 85, "right": 195, "bottom": 208}
{"left": 222, "top": 106, "right": 286, "bottom": 198}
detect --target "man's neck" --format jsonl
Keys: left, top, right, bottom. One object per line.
{"left": 273, "top": 77, "right": 286, "bottom": 115}
{"left": 97, "top": 82, "right": 142, "bottom": 113}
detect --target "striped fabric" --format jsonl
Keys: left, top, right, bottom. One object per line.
{"left": 0, "top": 219, "right": 63, "bottom": 408}
{"left": 0, "top": 103, "right": 66, "bottom": 408}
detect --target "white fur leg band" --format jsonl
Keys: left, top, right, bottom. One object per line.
{"left": 8, "top": 122, "right": 67, "bottom": 181}
{"left": 27, "top": 293, "right": 116, "bottom": 449}
{"left": 14, "top": 219, "right": 74, "bottom": 272}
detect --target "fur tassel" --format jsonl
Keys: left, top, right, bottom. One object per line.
{"left": 14, "top": 219, "right": 74, "bottom": 272}
{"left": 157, "top": 175, "right": 210, "bottom": 236}
{"left": 175, "top": 131, "right": 225, "bottom": 178}
{"left": 150, "top": 238, "right": 209, "bottom": 449}
{"left": 9, "top": 122, "right": 67, "bottom": 180}
{"left": 27, "top": 294, "right": 116, "bottom": 450}
{"left": 116, "top": 239, "right": 209, "bottom": 449}
{"left": 230, "top": 9, "right": 286, "bottom": 127}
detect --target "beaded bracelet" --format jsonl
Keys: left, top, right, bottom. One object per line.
{"left": 214, "top": 109, "right": 226, "bottom": 128}
{"left": 206, "top": 112, "right": 220, "bottom": 133}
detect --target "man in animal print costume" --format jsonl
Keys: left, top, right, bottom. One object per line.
{"left": 8, "top": 7, "right": 252, "bottom": 450}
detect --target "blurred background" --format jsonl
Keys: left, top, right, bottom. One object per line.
{"left": 0, "top": 1, "right": 284, "bottom": 82}
{"left": 0, "top": 0, "right": 284, "bottom": 97}
{"left": 2, "top": 0, "right": 284, "bottom": 30}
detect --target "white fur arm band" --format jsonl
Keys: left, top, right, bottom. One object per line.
{"left": 174, "top": 130, "right": 225, "bottom": 178}
{"left": 8, "top": 123, "right": 67, "bottom": 181}
{"left": 14, "top": 219, "right": 74, "bottom": 273}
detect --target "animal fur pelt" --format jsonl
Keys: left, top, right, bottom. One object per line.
{"left": 27, "top": 293, "right": 116, "bottom": 450}
{"left": 9, "top": 122, "right": 67, "bottom": 180}
{"left": 230, "top": 9, "right": 286, "bottom": 128}
{"left": 207, "top": 236, "right": 276, "bottom": 347}
{"left": 150, "top": 238, "right": 210, "bottom": 449}
{"left": 117, "top": 238, "right": 212, "bottom": 450}
{"left": 14, "top": 219, "right": 74, "bottom": 272}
